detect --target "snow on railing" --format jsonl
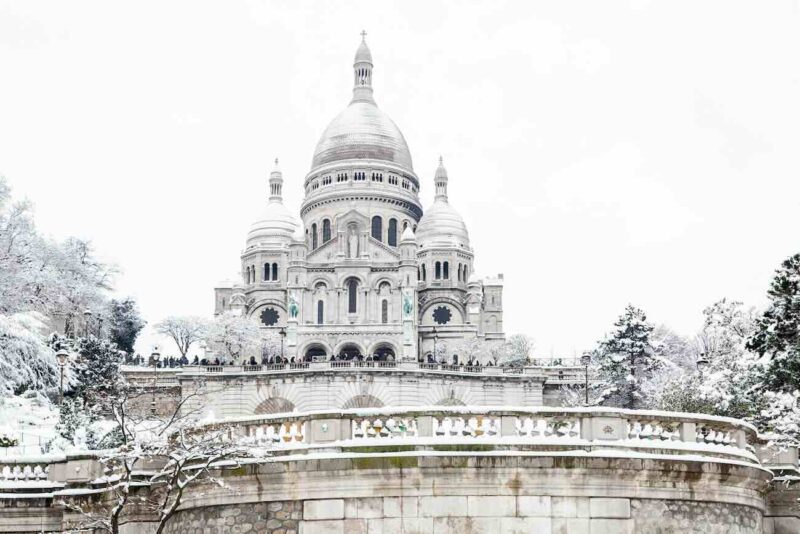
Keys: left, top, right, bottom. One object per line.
{"left": 193, "top": 406, "right": 765, "bottom": 466}
{"left": 172, "top": 362, "right": 580, "bottom": 381}
{"left": 0, "top": 460, "right": 51, "bottom": 482}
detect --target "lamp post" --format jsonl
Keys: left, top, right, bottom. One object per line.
{"left": 55, "top": 350, "right": 69, "bottom": 405}
{"left": 580, "top": 353, "right": 592, "bottom": 405}
{"left": 279, "top": 327, "right": 286, "bottom": 361}
{"left": 83, "top": 309, "right": 92, "bottom": 338}
{"left": 696, "top": 352, "right": 709, "bottom": 381}
{"left": 150, "top": 348, "right": 161, "bottom": 416}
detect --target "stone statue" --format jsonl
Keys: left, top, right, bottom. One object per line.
{"left": 289, "top": 293, "right": 299, "bottom": 319}
{"left": 403, "top": 292, "right": 413, "bottom": 318}
{"left": 347, "top": 227, "right": 359, "bottom": 258}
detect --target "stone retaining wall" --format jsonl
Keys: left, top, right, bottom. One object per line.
{"left": 163, "top": 495, "right": 763, "bottom": 534}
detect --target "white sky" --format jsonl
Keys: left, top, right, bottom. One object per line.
{"left": 1, "top": 1, "right": 799, "bottom": 358}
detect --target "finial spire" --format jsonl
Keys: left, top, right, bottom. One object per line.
{"left": 435, "top": 156, "right": 449, "bottom": 201}
{"left": 269, "top": 157, "right": 284, "bottom": 202}
{"left": 352, "top": 32, "right": 375, "bottom": 104}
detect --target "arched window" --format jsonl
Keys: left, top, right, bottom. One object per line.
{"left": 371, "top": 216, "right": 382, "bottom": 242}
{"left": 435, "top": 262, "right": 441, "bottom": 280}
{"left": 317, "top": 300, "right": 324, "bottom": 325}
{"left": 311, "top": 223, "right": 318, "bottom": 249}
{"left": 421, "top": 264, "right": 427, "bottom": 281}
{"left": 272, "top": 263, "right": 278, "bottom": 281}
{"left": 347, "top": 278, "right": 358, "bottom": 314}
{"left": 322, "top": 219, "right": 331, "bottom": 243}
{"left": 263, "top": 263, "right": 270, "bottom": 281}
{"left": 388, "top": 218, "right": 398, "bottom": 247}
{"left": 443, "top": 261, "right": 450, "bottom": 280}
{"left": 381, "top": 299, "right": 388, "bottom": 323}
{"left": 464, "top": 265, "right": 469, "bottom": 281}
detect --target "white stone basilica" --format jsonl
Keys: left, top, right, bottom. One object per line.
{"left": 214, "top": 36, "right": 505, "bottom": 362}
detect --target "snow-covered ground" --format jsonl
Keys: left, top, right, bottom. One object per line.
{"left": 0, "top": 393, "right": 59, "bottom": 457}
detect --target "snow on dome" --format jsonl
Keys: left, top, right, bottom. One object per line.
{"left": 246, "top": 202, "right": 298, "bottom": 245}
{"left": 416, "top": 201, "right": 470, "bottom": 249}
{"left": 416, "top": 157, "right": 470, "bottom": 249}
{"left": 310, "top": 34, "right": 413, "bottom": 173}
{"left": 246, "top": 160, "right": 299, "bottom": 246}
{"left": 311, "top": 102, "right": 413, "bottom": 171}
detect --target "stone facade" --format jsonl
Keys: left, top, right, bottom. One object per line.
{"left": 213, "top": 36, "right": 504, "bottom": 365}
{"left": 156, "top": 452, "right": 771, "bottom": 534}
{"left": 162, "top": 496, "right": 765, "bottom": 534}
{"left": 163, "top": 500, "right": 302, "bottom": 534}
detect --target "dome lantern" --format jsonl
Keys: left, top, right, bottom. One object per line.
{"left": 435, "top": 156, "right": 449, "bottom": 201}
{"left": 269, "top": 158, "right": 284, "bottom": 201}
{"left": 352, "top": 30, "right": 374, "bottom": 105}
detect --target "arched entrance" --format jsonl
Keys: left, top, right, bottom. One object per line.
{"left": 336, "top": 342, "right": 363, "bottom": 360}
{"left": 369, "top": 342, "right": 397, "bottom": 361}
{"left": 303, "top": 343, "right": 328, "bottom": 362}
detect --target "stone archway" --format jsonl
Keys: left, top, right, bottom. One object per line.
{"left": 303, "top": 342, "right": 330, "bottom": 362}
{"left": 254, "top": 397, "right": 295, "bottom": 415}
{"left": 341, "top": 394, "right": 385, "bottom": 409}
{"left": 334, "top": 342, "right": 364, "bottom": 359}
{"left": 367, "top": 342, "right": 397, "bottom": 361}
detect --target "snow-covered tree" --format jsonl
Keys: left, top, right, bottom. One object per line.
{"left": 206, "top": 313, "right": 263, "bottom": 362}
{"left": 261, "top": 330, "right": 283, "bottom": 360}
{"left": 155, "top": 316, "right": 210, "bottom": 358}
{"left": 108, "top": 298, "right": 146, "bottom": 354}
{"left": 748, "top": 253, "right": 800, "bottom": 393}
{"left": 0, "top": 312, "right": 59, "bottom": 396}
{"left": 593, "top": 304, "right": 659, "bottom": 409}
{"left": 0, "top": 178, "right": 116, "bottom": 326}
{"left": 503, "top": 334, "right": 535, "bottom": 366}
{"left": 456, "top": 337, "right": 485, "bottom": 364}
{"left": 59, "top": 380, "right": 255, "bottom": 534}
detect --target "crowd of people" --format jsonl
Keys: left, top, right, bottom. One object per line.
{"left": 123, "top": 352, "right": 514, "bottom": 368}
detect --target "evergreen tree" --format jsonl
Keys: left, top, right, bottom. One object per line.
{"left": 108, "top": 298, "right": 146, "bottom": 354}
{"left": 72, "top": 336, "right": 124, "bottom": 404}
{"left": 747, "top": 253, "right": 800, "bottom": 392}
{"left": 593, "top": 304, "right": 658, "bottom": 409}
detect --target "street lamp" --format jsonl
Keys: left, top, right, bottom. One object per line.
{"left": 696, "top": 352, "right": 709, "bottom": 380}
{"left": 279, "top": 327, "right": 286, "bottom": 361}
{"left": 150, "top": 348, "right": 161, "bottom": 416}
{"left": 83, "top": 309, "right": 92, "bottom": 338}
{"left": 580, "top": 353, "right": 592, "bottom": 405}
{"left": 55, "top": 350, "right": 69, "bottom": 405}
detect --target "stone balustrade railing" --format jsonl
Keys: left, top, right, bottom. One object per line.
{"left": 124, "top": 362, "right": 590, "bottom": 383}
{"left": 193, "top": 406, "right": 769, "bottom": 466}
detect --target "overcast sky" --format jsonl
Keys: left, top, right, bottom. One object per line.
{"left": 1, "top": 1, "right": 798, "bottom": 357}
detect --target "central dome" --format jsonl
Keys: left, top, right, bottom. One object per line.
{"left": 311, "top": 102, "right": 413, "bottom": 171}
{"left": 310, "top": 36, "right": 413, "bottom": 173}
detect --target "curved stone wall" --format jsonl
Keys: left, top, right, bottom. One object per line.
{"left": 163, "top": 454, "right": 771, "bottom": 534}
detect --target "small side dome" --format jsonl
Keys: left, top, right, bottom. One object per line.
{"left": 416, "top": 202, "right": 470, "bottom": 249}
{"left": 416, "top": 157, "right": 470, "bottom": 249}
{"left": 246, "top": 160, "right": 299, "bottom": 246}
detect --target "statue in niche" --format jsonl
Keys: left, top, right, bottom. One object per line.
{"left": 289, "top": 293, "right": 299, "bottom": 319}
{"left": 347, "top": 226, "right": 359, "bottom": 259}
{"left": 402, "top": 291, "right": 413, "bottom": 319}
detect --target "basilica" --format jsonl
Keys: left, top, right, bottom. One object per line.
{"left": 214, "top": 35, "right": 505, "bottom": 363}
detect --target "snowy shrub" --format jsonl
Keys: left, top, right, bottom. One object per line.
{"left": 0, "top": 311, "right": 59, "bottom": 396}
